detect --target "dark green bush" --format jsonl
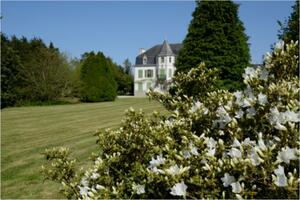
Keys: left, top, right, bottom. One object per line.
{"left": 80, "top": 52, "right": 117, "bottom": 102}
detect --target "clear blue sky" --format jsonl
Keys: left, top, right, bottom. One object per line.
{"left": 1, "top": 0, "right": 295, "bottom": 66}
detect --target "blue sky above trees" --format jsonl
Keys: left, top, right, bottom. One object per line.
{"left": 2, "top": 0, "right": 294, "bottom": 65}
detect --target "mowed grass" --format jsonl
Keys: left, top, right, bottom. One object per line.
{"left": 1, "top": 97, "right": 166, "bottom": 199}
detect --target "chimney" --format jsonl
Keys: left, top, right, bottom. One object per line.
{"left": 139, "top": 48, "right": 145, "bottom": 55}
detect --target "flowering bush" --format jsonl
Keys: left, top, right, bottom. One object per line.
{"left": 42, "top": 41, "right": 299, "bottom": 199}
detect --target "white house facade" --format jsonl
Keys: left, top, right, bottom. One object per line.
{"left": 134, "top": 40, "right": 182, "bottom": 96}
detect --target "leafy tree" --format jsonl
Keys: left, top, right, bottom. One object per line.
{"left": 80, "top": 52, "right": 117, "bottom": 102}
{"left": 1, "top": 35, "right": 72, "bottom": 105}
{"left": 69, "top": 58, "right": 82, "bottom": 97}
{"left": 278, "top": 0, "right": 299, "bottom": 44}
{"left": 175, "top": 0, "right": 250, "bottom": 91}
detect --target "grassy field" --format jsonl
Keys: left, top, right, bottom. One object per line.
{"left": 1, "top": 98, "right": 166, "bottom": 199}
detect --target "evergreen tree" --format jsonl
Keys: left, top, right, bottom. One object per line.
{"left": 278, "top": 0, "right": 299, "bottom": 44}
{"left": 175, "top": 0, "right": 250, "bottom": 91}
{"left": 123, "top": 58, "right": 132, "bottom": 75}
{"left": 80, "top": 52, "right": 117, "bottom": 102}
{"left": 1, "top": 34, "right": 22, "bottom": 108}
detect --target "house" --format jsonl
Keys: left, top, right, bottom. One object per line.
{"left": 134, "top": 40, "right": 182, "bottom": 96}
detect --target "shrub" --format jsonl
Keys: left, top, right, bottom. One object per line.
{"left": 80, "top": 52, "right": 117, "bottom": 102}
{"left": 42, "top": 41, "right": 299, "bottom": 199}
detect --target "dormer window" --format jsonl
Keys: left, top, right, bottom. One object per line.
{"left": 143, "top": 55, "right": 147, "bottom": 65}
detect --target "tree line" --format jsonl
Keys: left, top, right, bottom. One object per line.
{"left": 1, "top": 34, "right": 133, "bottom": 108}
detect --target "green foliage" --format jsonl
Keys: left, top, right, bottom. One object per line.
{"left": 1, "top": 34, "right": 72, "bottom": 107}
{"left": 175, "top": 0, "right": 250, "bottom": 91}
{"left": 42, "top": 41, "right": 299, "bottom": 199}
{"left": 107, "top": 57, "right": 133, "bottom": 95}
{"left": 41, "top": 147, "right": 81, "bottom": 198}
{"left": 123, "top": 58, "right": 132, "bottom": 75}
{"left": 1, "top": 35, "right": 22, "bottom": 108}
{"left": 80, "top": 52, "right": 117, "bottom": 102}
{"left": 278, "top": 0, "right": 299, "bottom": 44}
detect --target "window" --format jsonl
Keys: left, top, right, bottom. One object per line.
{"left": 168, "top": 69, "right": 172, "bottom": 78}
{"left": 143, "top": 56, "right": 147, "bottom": 65}
{"left": 138, "top": 70, "right": 143, "bottom": 78}
{"left": 159, "top": 68, "right": 166, "bottom": 79}
{"left": 145, "top": 69, "right": 153, "bottom": 78}
{"left": 161, "top": 57, "right": 164, "bottom": 63}
{"left": 146, "top": 82, "right": 152, "bottom": 90}
{"left": 138, "top": 83, "right": 143, "bottom": 91}
{"left": 169, "top": 57, "right": 172, "bottom": 63}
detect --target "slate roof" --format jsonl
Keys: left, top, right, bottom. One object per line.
{"left": 135, "top": 41, "right": 182, "bottom": 66}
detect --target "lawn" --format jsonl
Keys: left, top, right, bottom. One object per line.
{"left": 1, "top": 97, "right": 166, "bottom": 199}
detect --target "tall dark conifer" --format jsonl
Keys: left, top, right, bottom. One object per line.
{"left": 175, "top": 0, "right": 250, "bottom": 91}
{"left": 278, "top": 0, "right": 299, "bottom": 44}
{"left": 80, "top": 52, "right": 117, "bottom": 102}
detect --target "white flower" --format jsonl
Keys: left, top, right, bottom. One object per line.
{"left": 182, "top": 150, "right": 191, "bottom": 159}
{"left": 228, "top": 148, "right": 242, "bottom": 158}
{"left": 250, "top": 147, "right": 261, "bottom": 166}
{"left": 235, "top": 109, "right": 244, "bottom": 119}
{"left": 258, "top": 93, "right": 268, "bottom": 105}
{"left": 132, "top": 184, "right": 145, "bottom": 195}
{"left": 80, "top": 178, "right": 89, "bottom": 187}
{"left": 189, "top": 142, "right": 199, "bottom": 156}
{"left": 165, "top": 165, "right": 180, "bottom": 175}
{"left": 165, "top": 119, "right": 174, "bottom": 128}
{"left": 207, "top": 148, "right": 216, "bottom": 157}
{"left": 149, "top": 154, "right": 165, "bottom": 168}
{"left": 259, "top": 68, "right": 269, "bottom": 80}
{"left": 221, "top": 173, "right": 236, "bottom": 187}
{"left": 274, "top": 165, "right": 287, "bottom": 187}
{"left": 151, "top": 167, "right": 164, "bottom": 174}
{"left": 165, "top": 165, "right": 190, "bottom": 176}
{"left": 231, "top": 182, "right": 242, "bottom": 193}
{"left": 232, "top": 138, "right": 241, "bottom": 148}
{"left": 277, "top": 147, "right": 297, "bottom": 164}
{"left": 234, "top": 91, "right": 244, "bottom": 106}
{"left": 275, "top": 40, "right": 284, "bottom": 50}
{"left": 205, "top": 137, "right": 216, "bottom": 156}
{"left": 190, "top": 101, "right": 202, "bottom": 113}
{"left": 246, "top": 107, "right": 256, "bottom": 117}
{"left": 242, "top": 98, "right": 251, "bottom": 108}
{"left": 78, "top": 186, "right": 89, "bottom": 197}
{"left": 216, "top": 106, "right": 232, "bottom": 128}
{"left": 206, "top": 137, "right": 217, "bottom": 149}
{"left": 243, "top": 67, "right": 256, "bottom": 80}
{"left": 170, "top": 181, "right": 187, "bottom": 196}
{"left": 284, "top": 111, "right": 300, "bottom": 123}
{"left": 242, "top": 137, "right": 254, "bottom": 146}
{"left": 91, "top": 172, "right": 100, "bottom": 180}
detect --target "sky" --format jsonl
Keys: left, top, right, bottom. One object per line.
{"left": 1, "top": 0, "right": 295, "bottom": 66}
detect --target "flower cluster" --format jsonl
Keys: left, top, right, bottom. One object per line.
{"left": 42, "top": 41, "right": 299, "bottom": 199}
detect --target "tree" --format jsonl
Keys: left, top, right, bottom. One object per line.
{"left": 1, "top": 34, "right": 22, "bottom": 108}
{"left": 1, "top": 35, "right": 72, "bottom": 105}
{"left": 175, "top": 0, "right": 250, "bottom": 91}
{"left": 80, "top": 52, "right": 117, "bottom": 102}
{"left": 108, "top": 58, "right": 133, "bottom": 95}
{"left": 123, "top": 58, "right": 132, "bottom": 75}
{"left": 278, "top": 0, "right": 299, "bottom": 44}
